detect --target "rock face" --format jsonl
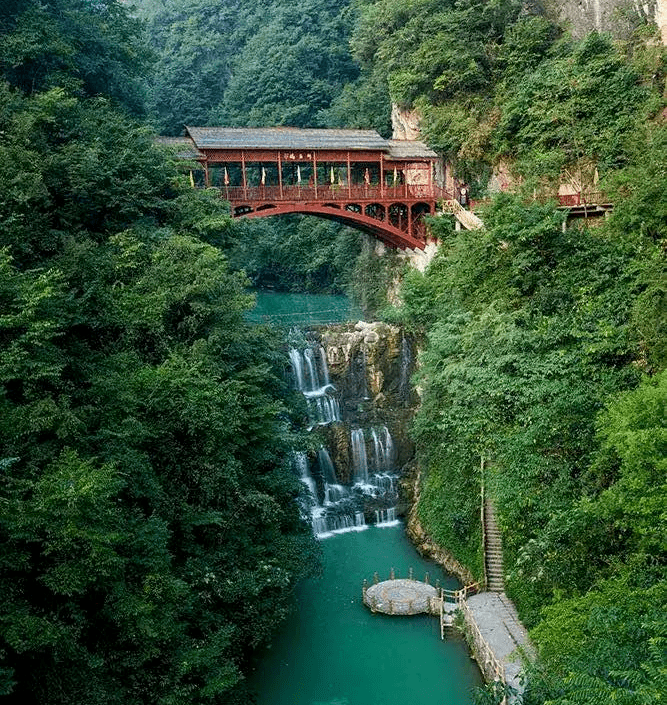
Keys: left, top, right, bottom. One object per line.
{"left": 658, "top": 0, "right": 667, "bottom": 43}
{"left": 550, "top": 0, "right": 662, "bottom": 40}
{"left": 304, "top": 321, "right": 418, "bottom": 506}
{"left": 391, "top": 103, "right": 423, "bottom": 140}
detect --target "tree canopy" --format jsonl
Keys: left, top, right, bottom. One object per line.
{"left": 0, "top": 3, "right": 317, "bottom": 702}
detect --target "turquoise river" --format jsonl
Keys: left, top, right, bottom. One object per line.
{"left": 249, "top": 525, "right": 483, "bottom": 705}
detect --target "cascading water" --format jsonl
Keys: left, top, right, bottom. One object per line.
{"left": 350, "top": 428, "right": 369, "bottom": 485}
{"left": 289, "top": 335, "right": 402, "bottom": 537}
{"left": 318, "top": 448, "right": 347, "bottom": 505}
{"left": 311, "top": 448, "right": 366, "bottom": 538}
{"left": 350, "top": 427, "right": 399, "bottom": 526}
{"left": 290, "top": 345, "right": 340, "bottom": 428}
{"left": 375, "top": 507, "right": 399, "bottom": 526}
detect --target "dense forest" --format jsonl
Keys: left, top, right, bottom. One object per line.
{"left": 1, "top": 0, "right": 666, "bottom": 703}
{"left": 0, "top": 2, "right": 319, "bottom": 703}
{"left": 348, "top": 2, "right": 667, "bottom": 703}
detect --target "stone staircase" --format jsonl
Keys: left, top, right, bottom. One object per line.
{"left": 483, "top": 499, "right": 505, "bottom": 592}
{"left": 441, "top": 199, "right": 485, "bottom": 230}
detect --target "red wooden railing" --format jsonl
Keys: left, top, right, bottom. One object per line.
{"left": 220, "top": 183, "right": 451, "bottom": 203}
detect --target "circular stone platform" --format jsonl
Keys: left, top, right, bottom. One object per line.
{"left": 363, "top": 579, "right": 440, "bottom": 616}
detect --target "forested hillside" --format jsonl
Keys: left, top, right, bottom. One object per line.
{"left": 137, "top": 0, "right": 371, "bottom": 298}
{"left": 1, "top": 0, "right": 666, "bottom": 703}
{"left": 0, "top": 2, "right": 316, "bottom": 703}
{"left": 342, "top": 1, "right": 667, "bottom": 702}
{"left": 139, "top": 0, "right": 361, "bottom": 134}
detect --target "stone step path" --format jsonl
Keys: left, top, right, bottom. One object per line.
{"left": 484, "top": 499, "right": 505, "bottom": 592}
{"left": 465, "top": 591, "right": 534, "bottom": 700}
{"left": 441, "top": 199, "right": 485, "bottom": 230}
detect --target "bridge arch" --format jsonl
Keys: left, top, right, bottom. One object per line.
{"left": 236, "top": 202, "right": 430, "bottom": 250}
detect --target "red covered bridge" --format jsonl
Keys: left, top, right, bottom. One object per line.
{"left": 165, "top": 127, "right": 453, "bottom": 250}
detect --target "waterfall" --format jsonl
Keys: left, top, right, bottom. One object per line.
{"left": 289, "top": 332, "right": 404, "bottom": 538}
{"left": 290, "top": 345, "right": 340, "bottom": 427}
{"left": 320, "top": 346, "right": 330, "bottom": 386}
{"left": 295, "top": 451, "right": 315, "bottom": 497}
{"left": 294, "top": 424, "right": 400, "bottom": 538}
{"left": 289, "top": 348, "right": 305, "bottom": 391}
{"left": 303, "top": 347, "right": 319, "bottom": 390}
{"left": 351, "top": 427, "right": 399, "bottom": 521}
{"left": 371, "top": 426, "right": 395, "bottom": 473}
{"left": 350, "top": 428, "right": 369, "bottom": 485}
{"left": 375, "top": 507, "right": 399, "bottom": 527}
{"left": 292, "top": 447, "right": 367, "bottom": 538}
{"left": 318, "top": 448, "right": 348, "bottom": 506}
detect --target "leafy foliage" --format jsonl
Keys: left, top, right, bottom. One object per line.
{"left": 392, "top": 189, "right": 665, "bottom": 698}
{"left": 494, "top": 32, "right": 655, "bottom": 179}
{"left": 346, "top": 0, "right": 666, "bottom": 186}
{"left": 227, "top": 215, "right": 362, "bottom": 294}
{"left": 0, "top": 69, "right": 315, "bottom": 705}
{"left": 140, "top": 0, "right": 360, "bottom": 133}
{"left": 0, "top": 0, "right": 149, "bottom": 114}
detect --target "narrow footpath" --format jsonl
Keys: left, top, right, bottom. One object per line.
{"left": 465, "top": 591, "right": 533, "bottom": 698}
{"left": 462, "top": 497, "right": 533, "bottom": 699}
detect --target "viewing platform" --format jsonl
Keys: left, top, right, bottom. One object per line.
{"left": 362, "top": 569, "right": 532, "bottom": 704}
{"left": 363, "top": 575, "right": 441, "bottom": 615}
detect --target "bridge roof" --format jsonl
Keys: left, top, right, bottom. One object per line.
{"left": 155, "top": 136, "right": 203, "bottom": 159}
{"left": 184, "top": 126, "right": 437, "bottom": 159}
{"left": 386, "top": 139, "right": 438, "bottom": 160}
{"left": 186, "top": 126, "right": 389, "bottom": 151}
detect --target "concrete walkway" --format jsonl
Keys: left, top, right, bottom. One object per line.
{"left": 466, "top": 591, "right": 534, "bottom": 697}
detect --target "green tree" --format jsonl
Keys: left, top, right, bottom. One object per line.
{"left": 0, "top": 0, "right": 149, "bottom": 113}
{"left": 0, "top": 82, "right": 316, "bottom": 703}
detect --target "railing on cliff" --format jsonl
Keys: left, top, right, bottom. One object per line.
{"left": 470, "top": 191, "right": 611, "bottom": 209}
{"left": 481, "top": 457, "right": 488, "bottom": 592}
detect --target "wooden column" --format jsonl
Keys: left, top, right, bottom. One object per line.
{"left": 313, "top": 152, "right": 318, "bottom": 199}
{"left": 278, "top": 151, "right": 283, "bottom": 199}
{"left": 241, "top": 151, "right": 247, "bottom": 198}
{"left": 347, "top": 152, "right": 352, "bottom": 198}
{"left": 380, "top": 153, "right": 384, "bottom": 199}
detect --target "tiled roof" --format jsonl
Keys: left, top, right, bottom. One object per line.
{"left": 179, "top": 127, "right": 439, "bottom": 160}
{"left": 386, "top": 140, "right": 438, "bottom": 159}
{"left": 155, "top": 136, "right": 203, "bottom": 159}
{"left": 186, "top": 126, "right": 389, "bottom": 152}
